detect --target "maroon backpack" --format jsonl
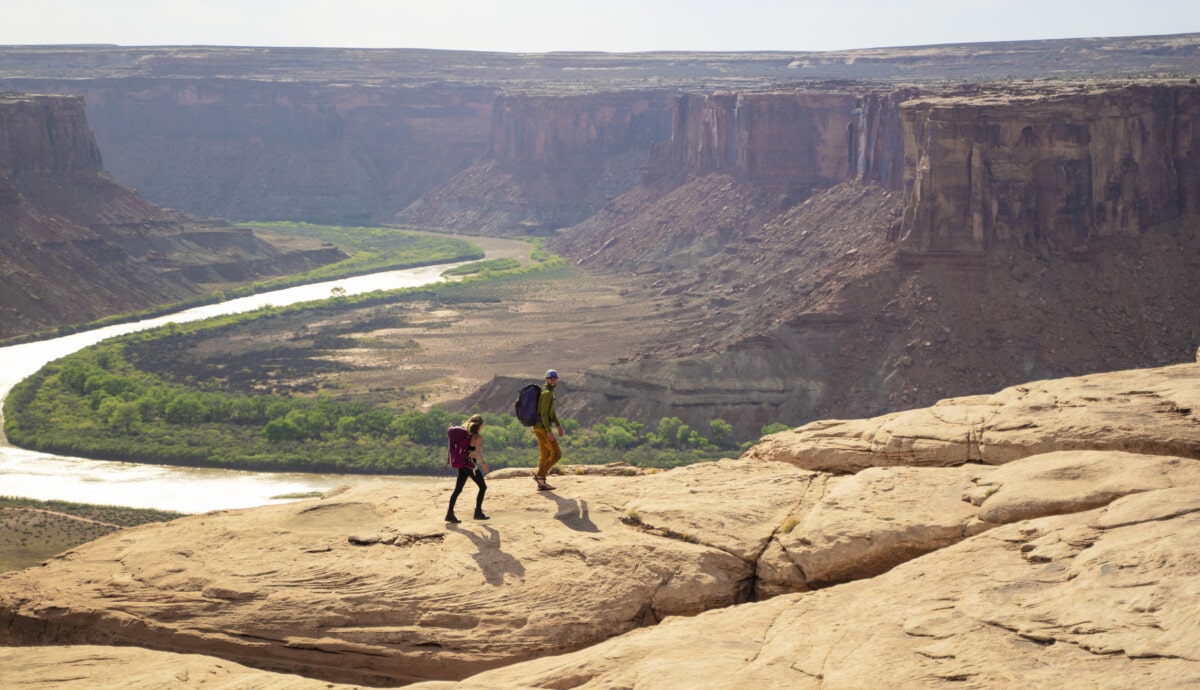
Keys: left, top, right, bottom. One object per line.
{"left": 446, "top": 425, "right": 475, "bottom": 470}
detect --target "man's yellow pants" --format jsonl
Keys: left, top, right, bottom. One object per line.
{"left": 534, "top": 427, "right": 562, "bottom": 478}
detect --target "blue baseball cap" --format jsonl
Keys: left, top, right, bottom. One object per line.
{"left": 545, "top": 369, "right": 558, "bottom": 379}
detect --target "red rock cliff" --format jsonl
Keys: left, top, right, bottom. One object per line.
{"left": 0, "top": 94, "right": 103, "bottom": 177}
{"left": 647, "top": 89, "right": 909, "bottom": 196}
{"left": 6, "top": 77, "right": 495, "bottom": 224}
{"left": 899, "top": 85, "right": 1200, "bottom": 255}
{"left": 490, "top": 92, "right": 675, "bottom": 170}
{"left": 395, "top": 92, "right": 678, "bottom": 233}
{"left": 0, "top": 93, "right": 344, "bottom": 339}
{"left": 661, "top": 92, "right": 854, "bottom": 190}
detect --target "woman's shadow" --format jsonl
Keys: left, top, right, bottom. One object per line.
{"left": 449, "top": 525, "right": 525, "bottom": 586}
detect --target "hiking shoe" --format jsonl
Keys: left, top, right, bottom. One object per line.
{"left": 445, "top": 513, "right": 461, "bottom": 523}
{"left": 474, "top": 511, "right": 490, "bottom": 520}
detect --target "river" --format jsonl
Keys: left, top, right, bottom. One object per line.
{"left": 0, "top": 236, "right": 528, "bottom": 513}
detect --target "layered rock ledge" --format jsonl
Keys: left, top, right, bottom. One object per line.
{"left": 1, "top": 362, "right": 1198, "bottom": 687}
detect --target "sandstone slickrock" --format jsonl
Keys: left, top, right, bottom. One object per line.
{"left": 745, "top": 362, "right": 1200, "bottom": 472}
{"left": 0, "top": 461, "right": 808, "bottom": 685}
{"left": 450, "top": 487, "right": 1200, "bottom": 689}
{"left": 3, "top": 363, "right": 1200, "bottom": 687}
{"left": 0, "top": 645, "right": 364, "bottom": 689}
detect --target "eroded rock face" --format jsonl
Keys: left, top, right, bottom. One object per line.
{"left": 0, "top": 94, "right": 103, "bottom": 177}
{"left": 899, "top": 85, "right": 1200, "bottom": 256}
{"left": 396, "top": 92, "right": 677, "bottom": 234}
{"left": 663, "top": 92, "right": 857, "bottom": 190}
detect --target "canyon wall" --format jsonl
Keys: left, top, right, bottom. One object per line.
{"left": 552, "top": 85, "right": 1200, "bottom": 436}
{"left": 640, "top": 83, "right": 1200, "bottom": 256}
{"left": 654, "top": 92, "right": 853, "bottom": 194}
{"left": 394, "top": 92, "right": 678, "bottom": 233}
{"left": 644, "top": 89, "right": 910, "bottom": 192}
{"left": 0, "top": 93, "right": 344, "bottom": 339}
{"left": 899, "top": 85, "right": 1200, "bottom": 255}
{"left": 4, "top": 77, "right": 495, "bottom": 224}
{"left": 849, "top": 90, "right": 913, "bottom": 188}
{"left": 0, "top": 93, "right": 104, "bottom": 177}
{"left": 490, "top": 92, "right": 675, "bottom": 171}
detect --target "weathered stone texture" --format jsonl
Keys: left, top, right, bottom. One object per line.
{"left": 899, "top": 85, "right": 1200, "bottom": 255}
{"left": 662, "top": 92, "right": 859, "bottom": 192}
{"left": 3, "top": 363, "right": 1200, "bottom": 687}
{"left": 0, "top": 94, "right": 103, "bottom": 177}
{"left": 745, "top": 362, "right": 1200, "bottom": 472}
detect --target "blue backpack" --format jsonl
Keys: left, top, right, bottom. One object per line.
{"left": 446, "top": 425, "right": 475, "bottom": 469}
{"left": 514, "top": 383, "right": 542, "bottom": 427}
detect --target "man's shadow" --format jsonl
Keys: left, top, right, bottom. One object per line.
{"left": 449, "top": 525, "right": 525, "bottom": 585}
{"left": 540, "top": 492, "right": 600, "bottom": 533}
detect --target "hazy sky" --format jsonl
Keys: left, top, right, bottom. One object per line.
{"left": 2, "top": 0, "right": 1198, "bottom": 53}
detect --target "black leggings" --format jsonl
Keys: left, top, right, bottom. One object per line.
{"left": 448, "top": 467, "right": 486, "bottom": 513}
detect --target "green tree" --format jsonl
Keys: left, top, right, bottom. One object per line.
{"left": 675, "top": 423, "right": 695, "bottom": 447}
{"left": 107, "top": 401, "right": 142, "bottom": 434}
{"left": 265, "top": 400, "right": 292, "bottom": 420}
{"left": 263, "top": 418, "right": 303, "bottom": 443}
{"left": 391, "top": 406, "right": 454, "bottom": 444}
{"left": 164, "top": 394, "right": 205, "bottom": 424}
{"left": 707, "top": 419, "right": 734, "bottom": 448}
{"left": 58, "top": 361, "right": 91, "bottom": 395}
{"left": 602, "top": 425, "right": 637, "bottom": 449}
{"left": 651, "top": 417, "right": 685, "bottom": 448}
{"left": 94, "top": 348, "right": 115, "bottom": 370}
{"left": 362, "top": 407, "right": 394, "bottom": 435}
{"left": 604, "top": 416, "right": 644, "bottom": 436}
{"left": 229, "top": 397, "right": 264, "bottom": 424}
{"left": 286, "top": 409, "right": 328, "bottom": 439}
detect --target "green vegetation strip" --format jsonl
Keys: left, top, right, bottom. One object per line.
{"left": 0, "top": 496, "right": 184, "bottom": 574}
{"left": 2, "top": 227, "right": 782, "bottom": 476}
{"left": 4, "top": 338, "right": 747, "bottom": 475}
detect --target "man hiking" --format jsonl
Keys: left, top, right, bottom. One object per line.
{"left": 533, "top": 369, "right": 564, "bottom": 490}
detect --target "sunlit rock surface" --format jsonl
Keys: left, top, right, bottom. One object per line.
{"left": 2, "top": 363, "right": 1199, "bottom": 687}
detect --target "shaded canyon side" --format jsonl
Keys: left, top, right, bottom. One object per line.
{"left": 394, "top": 91, "right": 679, "bottom": 234}
{"left": 2, "top": 76, "right": 496, "bottom": 225}
{"left": 0, "top": 93, "right": 345, "bottom": 340}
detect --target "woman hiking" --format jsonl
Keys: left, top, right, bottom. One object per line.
{"left": 446, "top": 414, "right": 489, "bottom": 523}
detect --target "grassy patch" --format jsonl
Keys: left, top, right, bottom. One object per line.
{"left": 0, "top": 496, "right": 184, "bottom": 574}
{"left": 442, "top": 258, "right": 521, "bottom": 276}
{"left": 270, "top": 491, "right": 324, "bottom": 501}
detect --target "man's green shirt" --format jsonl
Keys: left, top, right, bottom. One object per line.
{"left": 536, "top": 385, "right": 559, "bottom": 430}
